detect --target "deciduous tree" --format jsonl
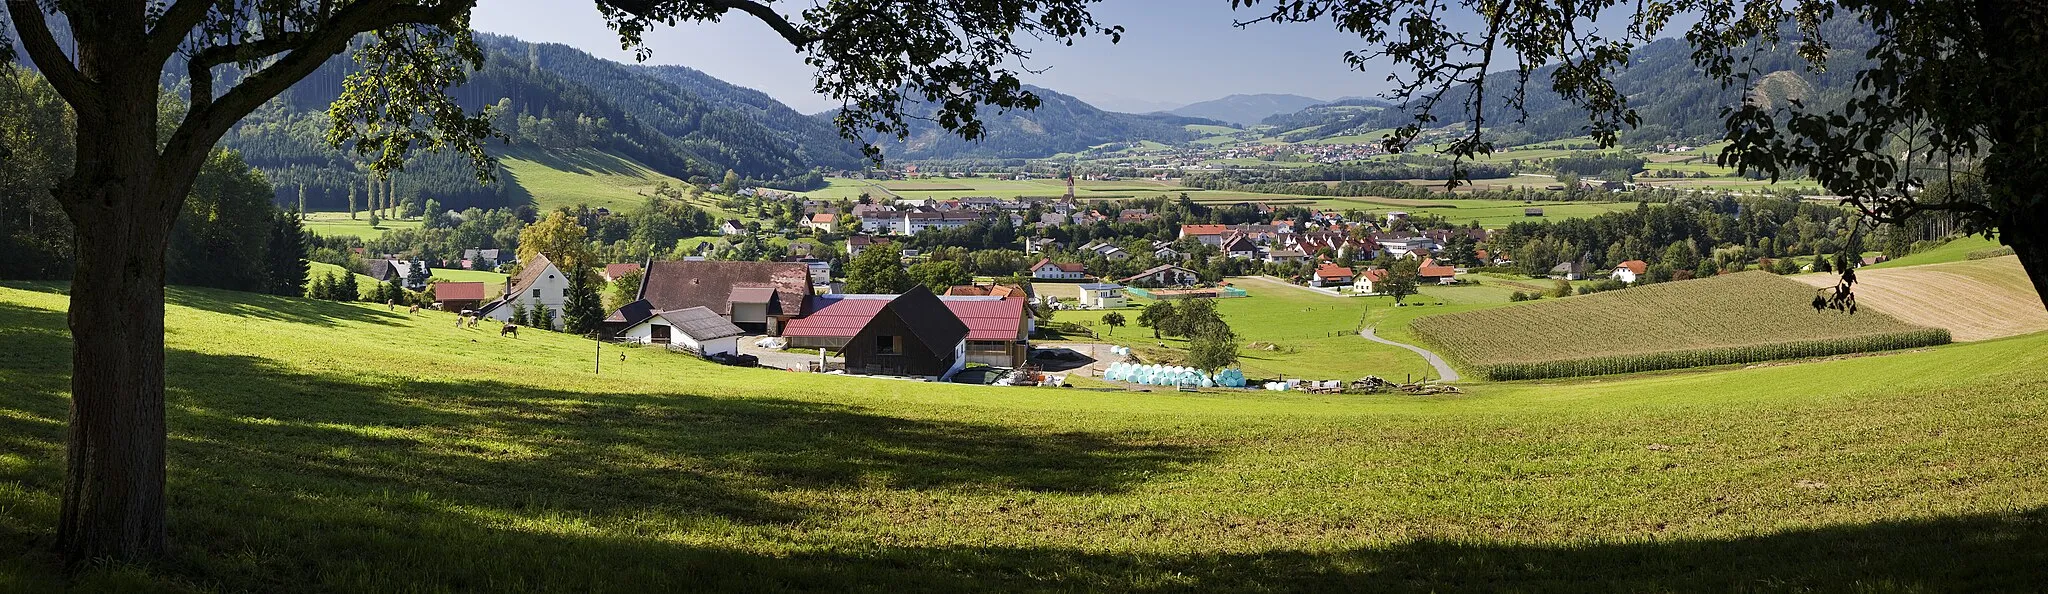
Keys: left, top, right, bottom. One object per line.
{"left": 2, "top": 0, "right": 1117, "bottom": 564}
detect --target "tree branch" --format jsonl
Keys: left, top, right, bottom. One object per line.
{"left": 159, "top": 0, "right": 474, "bottom": 215}
{"left": 4, "top": 0, "right": 93, "bottom": 106}
{"left": 186, "top": 32, "right": 315, "bottom": 113}
{"left": 145, "top": 0, "right": 219, "bottom": 60}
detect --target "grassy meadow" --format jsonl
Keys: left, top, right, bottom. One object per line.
{"left": 3, "top": 283, "right": 2046, "bottom": 590}
{"left": 301, "top": 211, "right": 422, "bottom": 239}
{"left": 1412, "top": 272, "right": 1952, "bottom": 379}
{"left": 1053, "top": 275, "right": 1518, "bottom": 381}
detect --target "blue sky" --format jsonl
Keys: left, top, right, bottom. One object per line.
{"left": 470, "top": 0, "right": 1411, "bottom": 113}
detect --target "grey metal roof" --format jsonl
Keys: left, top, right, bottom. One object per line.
{"left": 656, "top": 307, "right": 747, "bottom": 341}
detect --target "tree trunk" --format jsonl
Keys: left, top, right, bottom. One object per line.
{"left": 53, "top": 69, "right": 184, "bottom": 565}
{"left": 56, "top": 180, "right": 173, "bottom": 564}
{"left": 2001, "top": 215, "right": 2048, "bottom": 308}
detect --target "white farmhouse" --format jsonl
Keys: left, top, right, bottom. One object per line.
{"left": 478, "top": 253, "right": 570, "bottom": 329}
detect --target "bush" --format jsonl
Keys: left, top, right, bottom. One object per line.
{"left": 1967, "top": 246, "right": 2017, "bottom": 260}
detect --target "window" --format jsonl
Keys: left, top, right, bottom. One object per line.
{"left": 875, "top": 335, "right": 898, "bottom": 354}
{"left": 531, "top": 288, "right": 540, "bottom": 298}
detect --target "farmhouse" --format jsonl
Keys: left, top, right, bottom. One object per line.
{"left": 1119, "top": 264, "right": 1201, "bottom": 287}
{"left": 431, "top": 281, "right": 487, "bottom": 312}
{"left": 614, "top": 305, "right": 747, "bottom": 356}
{"left": 805, "top": 212, "right": 839, "bottom": 232}
{"left": 363, "top": 259, "right": 433, "bottom": 291}
{"left": 1030, "top": 258, "right": 1087, "bottom": 281}
{"left": 1353, "top": 268, "right": 1389, "bottom": 295}
{"left": 1419, "top": 258, "right": 1458, "bottom": 284}
{"left": 1312, "top": 263, "right": 1354, "bottom": 287}
{"left": 477, "top": 253, "right": 568, "bottom": 328}
{"left": 459, "top": 248, "right": 509, "bottom": 270}
{"left": 1550, "top": 258, "right": 1592, "bottom": 280}
{"left": 1076, "top": 283, "right": 1127, "bottom": 309}
{"left": 720, "top": 219, "right": 748, "bottom": 235}
{"left": 609, "top": 260, "right": 811, "bottom": 334}
{"left": 1613, "top": 260, "right": 1648, "bottom": 283}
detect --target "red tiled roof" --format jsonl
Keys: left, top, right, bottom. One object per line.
{"left": 810, "top": 213, "right": 837, "bottom": 223}
{"left": 1617, "top": 260, "right": 1648, "bottom": 274}
{"left": 1314, "top": 263, "right": 1353, "bottom": 279}
{"left": 1361, "top": 268, "right": 1389, "bottom": 282}
{"left": 1181, "top": 224, "right": 1229, "bottom": 236}
{"left": 1419, "top": 258, "right": 1457, "bottom": 278}
{"left": 433, "top": 281, "right": 486, "bottom": 301}
{"left": 603, "top": 263, "right": 642, "bottom": 281}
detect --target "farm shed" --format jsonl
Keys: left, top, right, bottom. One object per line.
{"left": 839, "top": 287, "right": 970, "bottom": 379}
{"left": 617, "top": 306, "right": 747, "bottom": 356}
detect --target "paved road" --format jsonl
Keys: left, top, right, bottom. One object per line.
{"left": 738, "top": 336, "right": 838, "bottom": 371}
{"left": 1359, "top": 327, "right": 1461, "bottom": 382}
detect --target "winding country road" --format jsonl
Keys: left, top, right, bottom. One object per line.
{"left": 1360, "top": 327, "right": 1461, "bottom": 382}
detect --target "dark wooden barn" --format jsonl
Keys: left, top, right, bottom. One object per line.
{"left": 842, "top": 286, "right": 970, "bottom": 378}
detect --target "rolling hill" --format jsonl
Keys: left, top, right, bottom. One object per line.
{"left": 4, "top": 282, "right": 2047, "bottom": 590}
{"left": 845, "top": 85, "right": 1223, "bottom": 159}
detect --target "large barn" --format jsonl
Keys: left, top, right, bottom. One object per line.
{"left": 831, "top": 287, "right": 971, "bottom": 379}
{"left": 782, "top": 290, "right": 1030, "bottom": 368}
{"left": 605, "top": 260, "right": 811, "bottom": 335}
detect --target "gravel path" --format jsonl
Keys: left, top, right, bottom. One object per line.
{"left": 1359, "top": 327, "right": 1461, "bottom": 382}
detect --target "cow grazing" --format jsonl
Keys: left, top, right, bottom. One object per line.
{"left": 500, "top": 324, "right": 519, "bottom": 338}
{"left": 407, "top": 304, "right": 421, "bottom": 315}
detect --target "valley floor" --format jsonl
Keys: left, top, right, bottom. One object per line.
{"left": 2, "top": 283, "right": 2045, "bottom": 591}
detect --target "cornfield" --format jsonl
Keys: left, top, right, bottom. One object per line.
{"left": 1412, "top": 271, "right": 1954, "bottom": 380}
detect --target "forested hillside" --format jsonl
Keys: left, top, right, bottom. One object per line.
{"left": 848, "top": 85, "right": 1218, "bottom": 159}
{"left": 1263, "top": 21, "right": 1875, "bottom": 146}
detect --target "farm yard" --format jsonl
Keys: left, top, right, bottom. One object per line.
{"left": 5, "top": 282, "right": 2048, "bottom": 591}
{"left": 1410, "top": 271, "right": 1953, "bottom": 380}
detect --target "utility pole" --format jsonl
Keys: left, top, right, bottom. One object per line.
{"left": 593, "top": 333, "right": 602, "bottom": 375}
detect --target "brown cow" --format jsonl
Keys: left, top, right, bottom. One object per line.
{"left": 500, "top": 324, "right": 519, "bottom": 338}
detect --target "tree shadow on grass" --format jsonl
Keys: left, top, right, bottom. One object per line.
{"left": 165, "top": 286, "right": 411, "bottom": 328}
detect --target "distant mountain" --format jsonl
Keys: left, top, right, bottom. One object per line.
{"left": 1332, "top": 22, "right": 1874, "bottom": 147}
{"left": 847, "top": 86, "right": 1215, "bottom": 160}
{"left": 204, "top": 33, "right": 860, "bottom": 212}
{"left": 1167, "top": 94, "right": 1326, "bottom": 126}
{"left": 1077, "top": 93, "right": 1185, "bottom": 115}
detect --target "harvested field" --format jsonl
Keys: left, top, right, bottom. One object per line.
{"left": 1793, "top": 256, "right": 2048, "bottom": 341}
{"left": 1412, "top": 271, "right": 1950, "bottom": 379}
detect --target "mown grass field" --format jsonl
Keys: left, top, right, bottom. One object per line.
{"left": 3, "top": 283, "right": 2046, "bottom": 591}
{"left": 1794, "top": 256, "right": 2048, "bottom": 341}
{"left": 1411, "top": 272, "right": 1952, "bottom": 379}
{"left": 1864, "top": 235, "right": 2003, "bottom": 269}
{"left": 498, "top": 148, "right": 735, "bottom": 217}
{"left": 300, "top": 211, "right": 421, "bottom": 239}
{"left": 1052, "top": 276, "right": 1517, "bottom": 381}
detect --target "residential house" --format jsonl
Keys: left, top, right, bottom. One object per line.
{"left": 806, "top": 212, "right": 839, "bottom": 232}
{"left": 1264, "top": 248, "right": 1308, "bottom": 265}
{"left": 1025, "top": 238, "right": 1062, "bottom": 255}
{"left": 431, "top": 281, "right": 487, "bottom": 312}
{"left": 460, "top": 248, "right": 508, "bottom": 270}
{"left": 782, "top": 256, "right": 831, "bottom": 286}
{"left": 615, "top": 305, "right": 747, "bottom": 357}
{"left": 1311, "top": 263, "right": 1354, "bottom": 287}
{"left": 1375, "top": 236, "right": 1438, "bottom": 259}
{"left": 602, "top": 263, "right": 642, "bottom": 282}
{"left": 1178, "top": 223, "right": 1285, "bottom": 246}
{"left": 1220, "top": 234, "right": 1262, "bottom": 260}
{"left": 1076, "top": 283, "right": 1127, "bottom": 309}
{"left": 852, "top": 203, "right": 898, "bottom": 233}
{"left": 1419, "top": 258, "right": 1459, "bottom": 284}
{"left": 1080, "top": 241, "right": 1131, "bottom": 261}
{"left": 720, "top": 219, "right": 748, "bottom": 236}
{"left": 1353, "top": 268, "right": 1389, "bottom": 295}
{"left": 605, "top": 260, "right": 811, "bottom": 335}
{"left": 1119, "top": 264, "right": 1201, "bottom": 287}
{"left": 847, "top": 235, "right": 889, "bottom": 258}
{"left": 1149, "top": 241, "right": 1184, "bottom": 261}
{"left": 1029, "top": 258, "right": 1087, "bottom": 281}
{"left": 898, "top": 210, "right": 982, "bottom": 234}
{"left": 477, "top": 253, "right": 569, "bottom": 329}
{"left": 1612, "top": 260, "right": 1648, "bottom": 283}
{"left": 1549, "top": 259, "right": 1591, "bottom": 281}
{"left": 363, "top": 259, "right": 433, "bottom": 291}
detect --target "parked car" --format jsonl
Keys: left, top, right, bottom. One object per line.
{"left": 707, "top": 352, "right": 760, "bottom": 367}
